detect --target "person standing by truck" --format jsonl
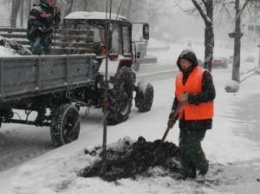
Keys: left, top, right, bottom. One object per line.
{"left": 27, "top": 0, "right": 61, "bottom": 55}
{"left": 167, "top": 49, "right": 216, "bottom": 180}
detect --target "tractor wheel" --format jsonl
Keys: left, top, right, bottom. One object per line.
{"left": 107, "top": 66, "right": 135, "bottom": 125}
{"left": 135, "top": 81, "right": 154, "bottom": 112}
{"left": 51, "top": 103, "right": 80, "bottom": 147}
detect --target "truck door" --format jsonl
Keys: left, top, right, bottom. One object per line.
{"left": 121, "top": 24, "right": 132, "bottom": 57}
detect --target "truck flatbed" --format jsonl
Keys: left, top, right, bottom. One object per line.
{"left": 0, "top": 54, "right": 96, "bottom": 102}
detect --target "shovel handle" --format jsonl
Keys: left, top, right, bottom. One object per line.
{"left": 162, "top": 102, "right": 183, "bottom": 141}
{"left": 162, "top": 126, "right": 171, "bottom": 141}
{"left": 162, "top": 118, "right": 177, "bottom": 141}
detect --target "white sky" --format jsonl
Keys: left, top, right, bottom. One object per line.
{"left": 0, "top": 36, "right": 260, "bottom": 193}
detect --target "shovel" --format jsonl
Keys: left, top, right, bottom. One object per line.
{"left": 162, "top": 103, "right": 183, "bottom": 141}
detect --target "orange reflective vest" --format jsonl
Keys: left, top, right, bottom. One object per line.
{"left": 175, "top": 66, "right": 214, "bottom": 120}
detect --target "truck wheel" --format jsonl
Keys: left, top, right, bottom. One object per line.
{"left": 135, "top": 81, "right": 154, "bottom": 112}
{"left": 107, "top": 66, "right": 134, "bottom": 125}
{"left": 51, "top": 103, "right": 80, "bottom": 147}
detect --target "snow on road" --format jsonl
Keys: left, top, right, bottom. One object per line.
{"left": 1, "top": 39, "right": 260, "bottom": 193}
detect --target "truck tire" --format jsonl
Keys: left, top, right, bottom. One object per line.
{"left": 107, "top": 66, "right": 134, "bottom": 125}
{"left": 51, "top": 103, "right": 80, "bottom": 147}
{"left": 135, "top": 81, "right": 154, "bottom": 112}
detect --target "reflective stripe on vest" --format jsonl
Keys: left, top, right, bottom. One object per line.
{"left": 175, "top": 66, "right": 214, "bottom": 120}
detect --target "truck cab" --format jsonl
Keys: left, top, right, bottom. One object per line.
{"left": 62, "top": 11, "right": 149, "bottom": 70}
{"left": 61, "top": 11, "right": 152, "bottom": 126}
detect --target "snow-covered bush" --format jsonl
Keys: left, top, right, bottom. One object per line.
{"left": 225, "top": 80, "right": 240, "bottom": 93}
{"left": 254, "top": 68, "right": 260, "bottom": 75}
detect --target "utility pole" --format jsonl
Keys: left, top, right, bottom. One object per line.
{"left": 102, "top": 0, "right": 112, "bottom": 175}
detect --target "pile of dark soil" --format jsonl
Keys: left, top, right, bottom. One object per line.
{"left": 80, "top": 136, "right": 181, "bottom": 182}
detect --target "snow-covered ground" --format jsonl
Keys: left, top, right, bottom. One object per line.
{"left": 1, "top": 38, "right": 260, "bottom": 194}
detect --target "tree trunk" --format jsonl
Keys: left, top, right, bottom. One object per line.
{"left": 20, "top": 0, "right": 24, "bottom": 27}
{"left": 10, "top": 0, "right": 21, "bottom": 28}
{"left": 232, "top": 0, "right": 241, "bottom": 82}
{"left": 191, "top": 0, "right": 214, "bottom": 72}
{"left": 203, "top": 0, "right": 214, "bottom": 72}
{"left": 204, "top": 22, "right": 214, "bottom": 72}
{"left": 64, "top": 0, "right": 75, "bottom": 16}
{"left": 122, "top": 0, "right": 133, "bottom": 19}
{"left": 28, "top": 0, "right": 32, "bottom": 16}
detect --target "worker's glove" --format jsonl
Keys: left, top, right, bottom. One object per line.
{"left": 52, "top": 25, "right": 60, "bottom": 30}
{"left": 39, "top": 27, "right": 53, "bottom": 32}
{"left": 37, "top": 27, "right": 53, "bottom": 37}
{"left": 168, "top": 110, "right": 175, "bottom": 119}
{"left": 40, "top": 13, "right": 52, "bottom": 19}
{"left": 179, "top": 92, "right": 189, "bottom": 102}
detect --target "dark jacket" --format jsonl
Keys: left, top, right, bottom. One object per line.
{"left": 170, "top": 50, "right": 216, "bottom": 130}
{"left": 27, "top": 1, "right": 60, "bottom": 41}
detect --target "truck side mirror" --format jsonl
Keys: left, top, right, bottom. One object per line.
{"left": 143, "top": 23, "right": 149, "bottom": 40}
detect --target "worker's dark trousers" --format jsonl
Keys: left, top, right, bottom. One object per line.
{"left": 30, "top": 37, "right": 52, "bottom": 55}
{"left": 179, "top": 129, "right": 208, "bottom": 178}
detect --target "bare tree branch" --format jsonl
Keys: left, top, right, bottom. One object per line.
{"left": 202, "top": 0, "right": 207, "bottom": 5}
{"left": 240, "top": 0, "right": 250, "bottom": 12}
{"left": 191, "top": 0, "right": 209, "bottom": 25}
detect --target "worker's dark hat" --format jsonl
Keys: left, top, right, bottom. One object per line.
{"left": 177, "top": 49, "right": 198, "bottom": 68}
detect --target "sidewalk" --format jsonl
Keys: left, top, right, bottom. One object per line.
{"left": 219, "top": 89, "right": 260, "bottom": 194}
{"left": 206, "top": 64, "right": 260, "bottom": 193}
